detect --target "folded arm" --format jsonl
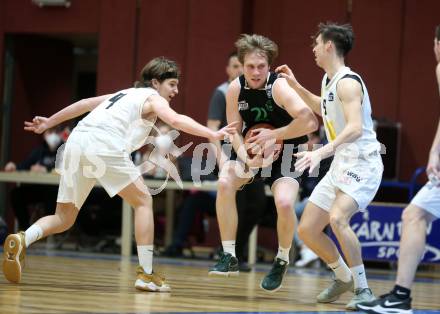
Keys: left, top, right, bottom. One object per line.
{"left": 271, "top": 78, "right": 319, "bottom": 141}
{"left": 318, "top": 78, "right": 363, "bottom": 159}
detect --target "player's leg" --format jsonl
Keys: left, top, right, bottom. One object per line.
{"left": 396, "top": 205, "right": 436, "bottom": 288}
{"left": 298, "top": 175, "right": 354, "bottom": 303}
{"left": 235, "top": 180, "right": 266, "bottom": 271}
{"left": 3, "top": 202, "right": 79, "bottom": 283}
{"left": 298, "top": 203, "right": 340, "bottom": 263}
{"left": 358, "top": 205, "right": 434, "bottom": 314}
{"left": 209, "top": 160, "right": 251, "bottom": 276}
{"left": 3, "top": 153, "right": 95, "bottom": 284}
{"left": 259, "top": 177, "right": 298, "bottom": 292}
{"left": 329, "top": 191, "right": 375, "bottom": 309}
{"left": 357, "top": 193, "right": 438, "bottom": 314}
{"left": 117, "top": 177, "right": 170, "bottom": 292}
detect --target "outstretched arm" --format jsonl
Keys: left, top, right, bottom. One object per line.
{"left": 149, "top": 95, "right": 237, "bottom": 141}
{"left": 276, "top": 64, "right": 322, "bottom": 116}
{"left": 24, "top": 94, "right": 111, "bottom": 134}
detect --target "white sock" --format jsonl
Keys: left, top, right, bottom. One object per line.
{"left": 25, "top": 224, "right": 43, "bottom": 247}
{"left": 350, "top": 264, "right": 368, "bottom": 289}
{"left": 276, "top": 245, "right": 290, "bottom": 263}
{"left": 222, "top": 240, "right": 236, "bottom": 257}
{"left": 328, "top": 255, "right": 352, "bottom": 283}
{"left": 137, "top": 245, "right": 154, "bottom": 274}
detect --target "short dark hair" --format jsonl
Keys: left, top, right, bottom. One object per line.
{"left": 315, "top": 22, "right": 354, "bottom": 57}
{"left": 436, "top": 25, "right": 440, "bottom": 41}
{"left": 235, "top": 34, "right": 278, "bottom": 65}
{"left": 134, "top": 57, "right": 180, "bottom": 88}
{"left": 228, "top": 51, "right": 238, "bottom": 61}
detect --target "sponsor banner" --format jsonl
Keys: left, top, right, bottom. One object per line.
{"left": 329, "top": 204, "right": 440, "bottom": 263}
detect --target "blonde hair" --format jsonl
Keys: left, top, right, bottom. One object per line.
{"left": 235, "top": 34, "right": 278, "bottom": 65}
{"left": 134, "top": 57, "right": 180, "bottom": 88}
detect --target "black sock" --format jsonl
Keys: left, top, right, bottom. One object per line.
{"left": 392, "top": 284, "right": 411, "bottom": 299}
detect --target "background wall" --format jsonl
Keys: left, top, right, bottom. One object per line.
{"left": 0, "top": 0, "right": 439, "bottom": 180}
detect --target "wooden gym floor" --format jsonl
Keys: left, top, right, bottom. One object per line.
{"left": 0, "top": 250, "right": 439, "bottom": 314}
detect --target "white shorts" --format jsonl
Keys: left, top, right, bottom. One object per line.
{"left": 411, "top": 183, "right": 440, "bottom": 219}
{"left": 56, "top": 132, "right": 141, "bottom": 209}
{"left": 309, "top": 151, "right": 383, "bottom": 211}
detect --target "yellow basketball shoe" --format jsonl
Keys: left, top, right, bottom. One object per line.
{"left": 134, "top": 266, "right": 171, "bottom": 292}
{"left": 3, "top": 231, "right": 26, "bottom": 283}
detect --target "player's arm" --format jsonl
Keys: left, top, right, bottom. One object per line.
{"left": 24, "top": 94, "right": 112, "bottom": 134}
{"left": 270, "top": 78, "right": 319, "bottom": 140}
{"left": 276, "top": 64, "right": 322, "bottom": 115}
{"left": 319, "top": 78, "right": 363, "bottom": 159}
{"left": 226, "top": 79, "right": 249, "bottom": 162}
{"left": 149, "top": 95, "right": 236, "bottom": 141}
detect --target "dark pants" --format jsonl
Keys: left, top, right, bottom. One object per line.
{"left": 10, "top": 184, "right": 58, "bottom": 230}
{"left": 171, "top": 191, "right": 216, "bottom": 248}
{"left": 236, "top": 180, "right": 266, "bottom": 262}
{"left": 170, "top": 180, "right": 267, "bottom": 262}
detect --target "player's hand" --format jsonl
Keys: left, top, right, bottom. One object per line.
{"left": 4, "top": 161, "right": 16, "bottom": 172}
{"left": 275, "top": 64, "right": 299, "bottom": 88}
{"left": 294, "top": 150, "right": 322, "bottom": 174}
{"left": 212, "top": 121, "right": 238, "bottom": 141}
{"left": 246, "top": 154, "right": 264, "bottom": 169}
{"left": 30, "top": 164, "right": 48, "bottom": 173}
{"left": 246, "top": 151, "right": 276, "bottom": 169}
{"left": 247, "top": 127, "right": 277, "bottom": 147}
{"left": 24, "top": 116, "right": 50, "bottom": 134}
{"left": 427, "top": 151, "right": 440, "bottom": 186}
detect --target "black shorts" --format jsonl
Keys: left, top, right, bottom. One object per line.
{"left": 230, "top": 149, "right": 305, "bottom": 189}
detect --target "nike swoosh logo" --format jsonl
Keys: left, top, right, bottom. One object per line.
{"left": 396, "top": 291, "right": 406, "bottom": 295}
{"left": 384, "top": 300, "right": 403, "bottom": 306}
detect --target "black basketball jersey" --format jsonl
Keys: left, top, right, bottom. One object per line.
{"left": 238, "top": 72, "right": 307, "bottom": 146}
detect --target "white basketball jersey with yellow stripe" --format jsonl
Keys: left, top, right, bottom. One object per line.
{"left": 320, "top": 66, "right": 380, "bottom": 154}
{"left": 73, "top": 87, "right": 157, "bottom": 155}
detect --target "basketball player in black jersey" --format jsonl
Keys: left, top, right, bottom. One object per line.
{"left": 208, "top": 34, "right": 318, "bottom": 292}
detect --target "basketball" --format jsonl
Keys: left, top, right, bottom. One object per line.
{"left": 243, "top": 123, "right": 283, "bottom": 161}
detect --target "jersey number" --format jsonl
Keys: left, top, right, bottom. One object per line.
{"left": 322, "top": 99, "right": 328, "bottom": 115}
{"left": 106, "top": 92, "right": 127, "bottom": 109}
{"left": 251, "top": 107, "right": 268, "bottom": 122}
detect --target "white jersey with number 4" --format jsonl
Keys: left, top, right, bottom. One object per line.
{"left": 320, "top": 66, "right": 380, "bottom": 155}
{"left": 73, "top": 87, "right": 158, "bottom": 156}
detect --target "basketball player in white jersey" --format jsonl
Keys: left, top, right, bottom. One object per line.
{"left": 2, "top": 57, "right": 237, "bottom": 292}
{"left": 276, "top": 23, "right": 383, "bottom": 309}
{"left": 357, "top": 25, "right": 440, "bottom": 314}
